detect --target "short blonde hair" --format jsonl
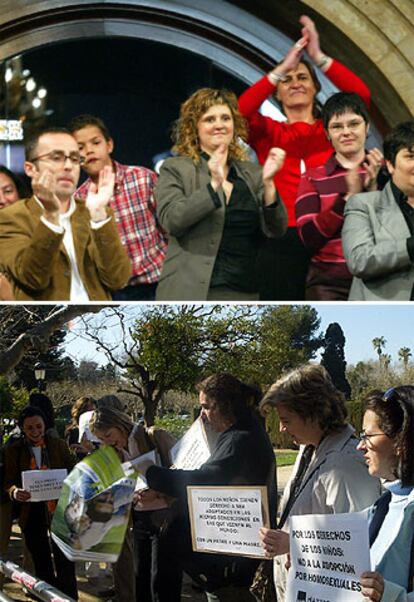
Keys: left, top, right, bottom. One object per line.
{"left": 260, "top": 364, "right": 347, "bottom": 434}
{"left": 172, "top": 88, "right": 249, "bottom": 164}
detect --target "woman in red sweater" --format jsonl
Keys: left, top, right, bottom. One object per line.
{"left": 238, "top": 15, "right": 371, "bottom": 300}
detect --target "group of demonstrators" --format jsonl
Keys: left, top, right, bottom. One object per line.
{"left": 0, "top": 15, "right": 413, "bottom": 301}
{"left": 1, "top": 368, "right": 414, "bottom": 602}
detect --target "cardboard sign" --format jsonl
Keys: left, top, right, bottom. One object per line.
{"left": 187, "top": 486, "right": 269, "bottom": 559}
{"left": 286, "top": 511, "right": 371, "bottom": 602}
{"left": 170, "top": 417, "right": 211, "bottom": 470}
{"left": 22, "top": 469, "right": 68, "bottom": 501}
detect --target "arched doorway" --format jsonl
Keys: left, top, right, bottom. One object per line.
{"left": 1, "top": 0, "right": 382, "bottom": 171}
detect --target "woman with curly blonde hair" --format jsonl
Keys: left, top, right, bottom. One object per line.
{"left": 155, "top": 87, "right": 288, "bottom": 301}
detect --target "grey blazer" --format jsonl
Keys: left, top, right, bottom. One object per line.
{"left": 342, "top": 182, "right": 414, "bottom": 300}
{"left": 155, "top": 155, "right": 287, "bottom": 301}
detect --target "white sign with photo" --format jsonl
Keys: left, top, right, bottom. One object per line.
{"left": 187, "top": 486, "right": 269, "bottom": 559}
{"left": 286, "top": 511, "right": 371, "bottom": 602}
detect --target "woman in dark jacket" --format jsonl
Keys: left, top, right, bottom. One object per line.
{"left": 3, "top": 405, "right": 77, "bottom": 599}
{"left": 138, "top": 373, "right": 278, "bottom": 602}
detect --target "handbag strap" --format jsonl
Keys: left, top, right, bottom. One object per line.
{"left": 278, "top": 445, "right": 315, "bottom": 529}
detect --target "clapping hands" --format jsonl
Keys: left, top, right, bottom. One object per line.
{"left": 32, "top": 169, "right": 60, "bottom": 222}
{"left": 86, "top": 165, "right": 115, "bottom": 221}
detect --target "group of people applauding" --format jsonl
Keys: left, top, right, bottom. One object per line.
{"left": 0, "top": 15, "right": 413, "bottom": 301}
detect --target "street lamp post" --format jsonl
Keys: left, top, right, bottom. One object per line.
{"left": 34, "top": 361, "right": 46, "bottom": 391}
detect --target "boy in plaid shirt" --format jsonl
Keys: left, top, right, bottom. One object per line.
{"left": 68, "top": 115, "right": 167, "bottom": 300}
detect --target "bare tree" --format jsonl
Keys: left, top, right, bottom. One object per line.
{"left": 0, "top": 305, "right": 107, "bottom": 376}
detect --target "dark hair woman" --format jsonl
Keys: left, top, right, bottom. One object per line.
{"left": 3, "top": 406, "right": 77, "bottom": 598}
{"left": 357, "top": 386, "right": 414, "bottom": 601}
{"left": 137, "top": 373, "right": 277, "bottom": 602}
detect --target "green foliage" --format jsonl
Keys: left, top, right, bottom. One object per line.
{"left": 0, "top": 376, "right": 29, "bottom": 438}
{"left": 276, "top": 451, "right": 298, "bottom": 467}
{"left": 321, "top": 322, "right": 351, "bottom": 399}
{"left": 346, "top": 397, "right": 364, "bottom": 434}
{"left": 154, "top": 414, "right": 193, "bottom": 440}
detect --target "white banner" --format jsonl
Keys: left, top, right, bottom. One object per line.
{"left": 187, "top": 486, "right": 269, "bottom": 559}
{"left": 286, "top": 511, "right": 371, "bottom": 602}
{"left": 170, "top": 417, "right": 211, "bottom": 470}
{"left": 22, "top": 469, "right": 68, "bottom": 501}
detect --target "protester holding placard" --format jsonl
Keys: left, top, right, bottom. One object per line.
{"left": 259, "top": 364, "right": 380, "bottom": 601}
{"left": 357, "top": 386, "right": 414, "bottom": 602}
{"left": 138, "top": 373, "right": 278, "bottom": 602}
{"left": 65, "top": 396, "right": 97, "bottom": 460}
{"left": 3, "top": 405, "right": 78, "bottom": 599}
{"left": 90, "top": 405, "right": 175, "bottom": 602}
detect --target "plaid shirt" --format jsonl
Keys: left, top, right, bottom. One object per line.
{"left": 77, "top": 161, "right": 167, "bottom": 284}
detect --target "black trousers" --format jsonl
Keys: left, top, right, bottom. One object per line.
{"left": 258, "top": 227, "right": 310, "bottom": 301}
{"left": 22, "top": 503, "right": 78, "bottom": 600}
{"left": 134, "top": 511, "right": 161, "bottom": 602}
{"left": 153, "top": 515, "right": 258, "bottom": 602}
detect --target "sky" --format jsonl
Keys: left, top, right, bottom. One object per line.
{"left": 62, "top": 303, "right": 414, "bottom": 369}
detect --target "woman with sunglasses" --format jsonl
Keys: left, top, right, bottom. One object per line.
{"left": 358, "top": 386, "right": 414, "bottom": 602}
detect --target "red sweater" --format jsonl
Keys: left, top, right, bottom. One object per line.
{"left": 238, "top": 60, "right": 371, "bottom": 226}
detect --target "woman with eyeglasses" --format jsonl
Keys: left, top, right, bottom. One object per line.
{"left": 357, "top": 386, "right": 414, "bottom": 602}
{"left": 258, "top": 364, "right": 380, "bottom": 602}
{"left": 238, "top": 15, "right": 371, "bottom": 301}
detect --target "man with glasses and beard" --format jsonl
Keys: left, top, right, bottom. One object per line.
{"left": 0, "top": 127, "right": 131, "bottom": 301}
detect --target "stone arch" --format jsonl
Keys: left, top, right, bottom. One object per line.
{"left": 1, "top": 0, "right": 409, "bottom": 137}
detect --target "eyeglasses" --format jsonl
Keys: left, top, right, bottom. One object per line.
{"left": 358, "top": 431, "right": 385, "bottom": 443}
{"left": 328, "top": 120, "right": 365, "bottom": 134}
{"left": 30, "top": 150, "right": 84, "bottom": 166}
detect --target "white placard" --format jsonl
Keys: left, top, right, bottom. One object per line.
{"left": 170, "top": 417, "right": 211, "bottom": 469}
{"left": 78, "top": 410, "right": 100, "bottom": 443}
{"left": 187, "top": 486, "right": 269, "bottom": 559}
{"left": 286, "top": 511, "right": 371, "bottom": 602}
{"left": 22, "top": 469, "right": 68, "bottom": 501}
{"left": 122, "top": 450, "right": 168, "bottom": 512}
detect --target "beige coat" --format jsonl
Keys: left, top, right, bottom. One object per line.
{"left": 274, "top": 425, "right": 381, "bottom": 601}
{"left": 0, "top": 197, "right": 131, "bottom": 301}
{"left": 155, "top": 155, "right": 287, "bottom": 300}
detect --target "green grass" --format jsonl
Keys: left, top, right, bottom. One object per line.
{"left": 275, "top": 450, "right": 298, "bottom": 466}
